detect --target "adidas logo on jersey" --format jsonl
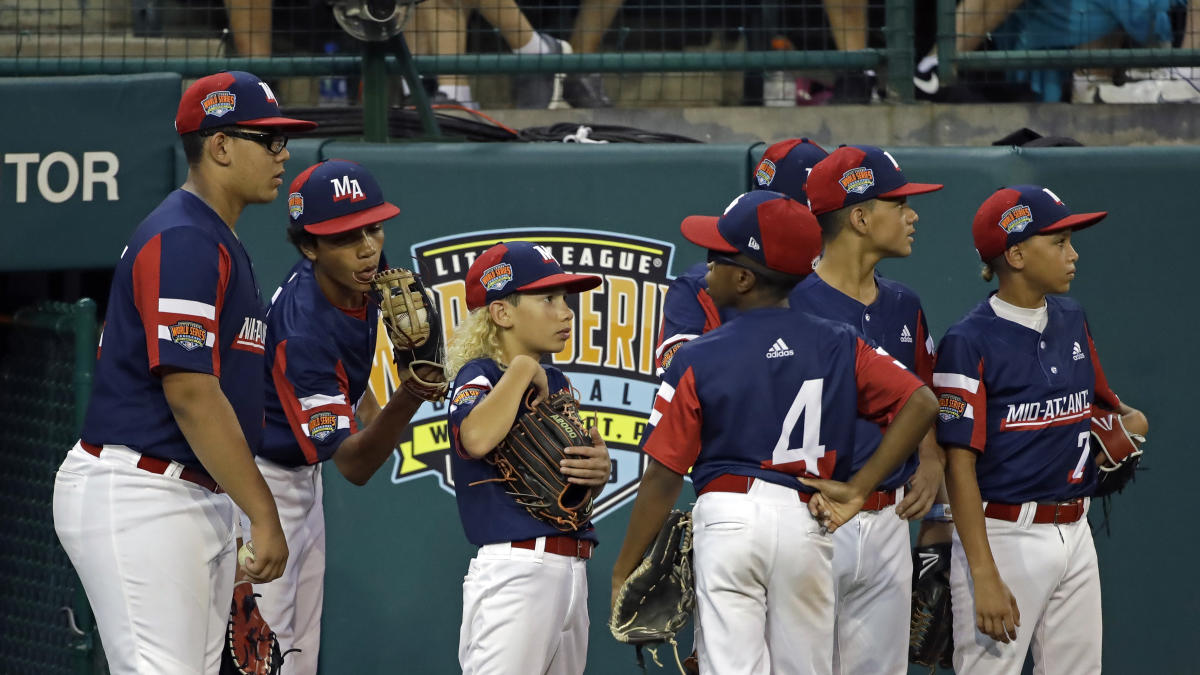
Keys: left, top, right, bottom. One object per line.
{"left": 765, "top": 338, "right": 794, "bottom": 359}
{"left": 1072, "top": 341, "right": 1085, "bottom": 361}
{"left": 747, "top": 236, "right": 761, "bottom": 251}
{"left": 900, "top": 325, "right": 913, "bottom": 343}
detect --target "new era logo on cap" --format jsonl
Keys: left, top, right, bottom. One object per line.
{"left": 175, "top": 71, "right": 316, "bottom": 135}
{"left": 287, "top": 159, "right": 399, "bottom": 236}
{"left": 751, "top": 138, "right": 828, "bottom": 204}
{"left": 972, "top": 184, "right": 1107, "bottom": 262}
{"left": 681, "top": 190, "right": 822, "bottom": 278}
{"left": 465, "top": 241, "right": 602, "bottom": 310}
{"left": 806, "top": 145, "right": 942, "bottom": 216}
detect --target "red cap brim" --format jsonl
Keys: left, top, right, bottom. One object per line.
{"left": 878, "top": 182, "right": 944, "bottom": 199}
{"left": 1041, "top": 211, "right": 1107, "bottom": 234}
{"left": 238, "top": 116, "right": 319, "bottom": 131}
{"left": 304, "top": 202, "right": 401, "bottom": 235}
{"left": 680, "top": 216, "right": 738, "bottom": 253}
{"left": 517, "top": 273, "right": 603, "bottom": 295}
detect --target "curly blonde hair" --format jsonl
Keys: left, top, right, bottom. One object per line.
{"left": 445, "top": 306, "right": 505, "bottom": 382}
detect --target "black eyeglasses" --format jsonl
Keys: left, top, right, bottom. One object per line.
{"left": 203, "top": 128, "right": 288, "bottom": 155}
{"left": 706, "top": 251, "right": 754, "bottom": 271}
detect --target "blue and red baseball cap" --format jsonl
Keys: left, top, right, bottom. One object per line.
{"left": 973, "top": 185, "right": 1106, "bottom": 262}
{"left": 751, "top": 138, "right": 828, "bottom": 204}
{"left": 287, "top": 160, "right": 399, "bottom": 236}
{"left": 680, "top": 190, "right": 823, "bottom": 277}
{"left": 806, "top": 145, "right": 942, "bottom": 216}
{"left": 175, "top": 71, "right": 317, "bottom": 134}
{"left": 465, "top": 241, "right": 602, "bottom": 310}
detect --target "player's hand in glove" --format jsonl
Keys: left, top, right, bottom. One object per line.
{"left": 1090, "top": 409, "right": 1146, "bottom": 497}
{"left": 243, "top": 519, "right": 288, "bottom": 584}
{"left": 799, "top": 477, "right": 866, "bottom": 533}
{"left": 973, "top": 570, "right": 1020, "bottom": 643}
{"left": 561, "top": 426, "right": 611, "bottom": 487}
{"left": 220, "top": 581, "right": 289, "bottom": 675}
{"left": 372, "top": 266, "right": 448, "bottom": 401}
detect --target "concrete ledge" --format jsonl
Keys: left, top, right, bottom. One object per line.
{"left": 483, "top": 102, "right": 1200, "bottom": 147}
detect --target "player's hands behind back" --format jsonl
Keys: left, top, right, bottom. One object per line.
{"left": 243, "top": 520, "right": 289, "bottom": 584}
{"left": 561, "top": 426, "right": 611, "bottom": 487}
{"left": 798, "top": 477, "right": 866, "bottom": 533}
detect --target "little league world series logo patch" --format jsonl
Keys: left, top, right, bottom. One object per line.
{"left": 839, "top": 167, "right": 875, "bottom": 194}
{"left": 288, "top": 192, "right": 304, "bottom": 220}
{"left": 366, "top": 228, "right": 678, "bottom": 522}
{"left": 998, "top": 204, "right": 1033, "bottom": 234}
{"left": 307, "top": 411, "right": 338, "bottom": 441}
{"left": 479, "top": 263, "right": 513, "bottom": 292}
{"left": 201, "top": 90, "right": 236, "bottom": 117}
{"left": 938, "top": 393, "right": 968, "bottom": 422}
{"left": 755, "top": 158, "right": 777, "bottom": 186}
{"left": 168, "top": 320, "right": 207, "bottom": 351}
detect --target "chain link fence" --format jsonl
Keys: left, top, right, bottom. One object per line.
{"left": 0, "top": 300, "right": 103, "bottom": 675}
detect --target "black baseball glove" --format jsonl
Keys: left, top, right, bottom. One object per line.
{"left": 909, "top": 542, "right": 953, "bottom": 671}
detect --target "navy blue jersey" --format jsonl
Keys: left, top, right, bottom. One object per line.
{"left": 790, "top": 272, "right": 935, "bottom": 490}
{"left": 934, "top": 295, "right": 1121, "bottom": 503}
{"left": 447, "top": 358, "right": 598, "bottom": 546}
{"left": 642, "top": 307, "right": 925, "bottom": 494}
{"left": 80, "top": 189, "right": 268, "bottom": 469}
{"left": 655, "top": 262, "right": 738, "bottom": 376}
{"left": 261, "top": 259, "right": 380, "bottom": 467}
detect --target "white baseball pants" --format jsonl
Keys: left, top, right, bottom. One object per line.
{"left": 832, "top": 498, "right": 912, "bottom": 675}
{"left": 252, "top": 459, "right": 325, "bottom": 675}
{"left": 951, "top": 506, "right": 1102, "bottom": 675}
{"left": 53, "top": 443, "right": 236, "bottom": 675}
{"left": 693, "top": 480, "right": 834, "bottom": 675}
{"left": 459, "top": 539, "right": 590, "bottom": 675}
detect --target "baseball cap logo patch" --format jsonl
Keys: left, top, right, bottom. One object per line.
{"left": 479, "top": 263, "right": 514, "bottom": 292}
{"left": 200, "top": 90, "right": 237, "bottom": 117}
{"left": 998, "top": 204, "right": 1033, "bottom": 234}
{"left": 288, "top": 192, "right": 304, "bottom": 220}
{"left": 839, "top": 167, "right": 875, "bottom": 194}
{"left": 755, "top": 158, "right": 777, "bottom": 186}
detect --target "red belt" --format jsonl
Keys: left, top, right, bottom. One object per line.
{"left": 80, "top": 441, "right": 224, "bottom": 494}
{"left": 984, "top": 498, "right": 1086, "bottom": 524}
{"left": 698, "top": 474, "right": 813, "bottom": 503}
{"left": 512, "top": 536, "right": 593, "bottom": 559}
{"left": 861, "top": 488, "right": 899, "bottom": 511}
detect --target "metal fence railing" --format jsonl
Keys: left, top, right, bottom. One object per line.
{"left": 2, "top": 0, "right": 1198, "bottom": 108}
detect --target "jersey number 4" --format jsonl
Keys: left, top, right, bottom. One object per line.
{"left": 767, "top": 378, "right": 830, "bottom": 478}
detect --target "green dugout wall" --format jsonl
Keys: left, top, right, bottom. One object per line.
{"left": 2, "top": 75, "right": 1194, "bottom": 673}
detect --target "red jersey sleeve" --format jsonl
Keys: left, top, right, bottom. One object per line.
{"left": 641, "top": 366, "right": 703, "bottom": 475}
{"left": 1084, "top": 321, "right": 1121, "bottom": 411}
{"left": 854, "top": 338, "right": 925, "bottom": 426}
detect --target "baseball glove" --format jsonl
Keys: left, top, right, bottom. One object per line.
{"left": 1091, "top": 410, "right": 1145, "bottom": 498}
{"left": 219, "top": 581, "right": 288, "bottom": 675}
{"left": 610, "top": 510, "right": 695, "bottom": 672}
{"left": 371, "top": 267, "right": 447, "bottom": 402}
{"left": 475, "top": 390, "right": 594, "bottom": 531}
{"left": 909, "top": 543, "right": 953, "bottom": 671}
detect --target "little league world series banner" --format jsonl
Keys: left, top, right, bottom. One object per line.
{"left": 366, "top": 228, "right": 679, "bottom": 520}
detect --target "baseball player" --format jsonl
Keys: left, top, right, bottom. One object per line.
{"left": 52, "top": 71, "right": 314, "bottom": 673}
{"left": 655, "top": 138, "right": 827, "bottom": 377}
{"left": 254, "top": 159, "right": 442, "bottom": 673}
{"left": 612, "top": 190, "right": 939, "bottom": 674}
{"left": 935, "top": 185, "right": 1148, "bottom": 674}
{"left": 799, "top": 144, "right": 947, "bottom": 675}
{"left": 446, "top": 241, "right": 613, "bottom": 675}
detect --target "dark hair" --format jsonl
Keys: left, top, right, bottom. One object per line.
{"left": 286, "top": 224, "right": 317, "bottom": 256}
{"left": 181, "top": 131, "right": 207, "bottom": 165}
{"left": 729, "top": 253, "right": 805, "bottom": 300}
{"left": 816, "top": 199, "right": 876, "bottom": 240}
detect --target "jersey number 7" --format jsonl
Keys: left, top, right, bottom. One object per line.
{"left": 765, "top": 378, "right": 831, "bottom": 478}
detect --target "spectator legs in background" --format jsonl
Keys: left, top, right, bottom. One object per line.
{"left": 410, "top": 0, "right": 480, "bottom": 109}
{"left": 223, "top": 0, "right": 272, "bottom": 57}
{"left": 821, "top": 0, "right": 875, "bottom": 103}
{"left": 471, "top": 0, "right": 572, "bottom": 109}
{"left": 563, "top": 0, "right": 621, "bottom": 108}
{"left": 913, "top": 0, "right": 1026, "bottom": 99}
